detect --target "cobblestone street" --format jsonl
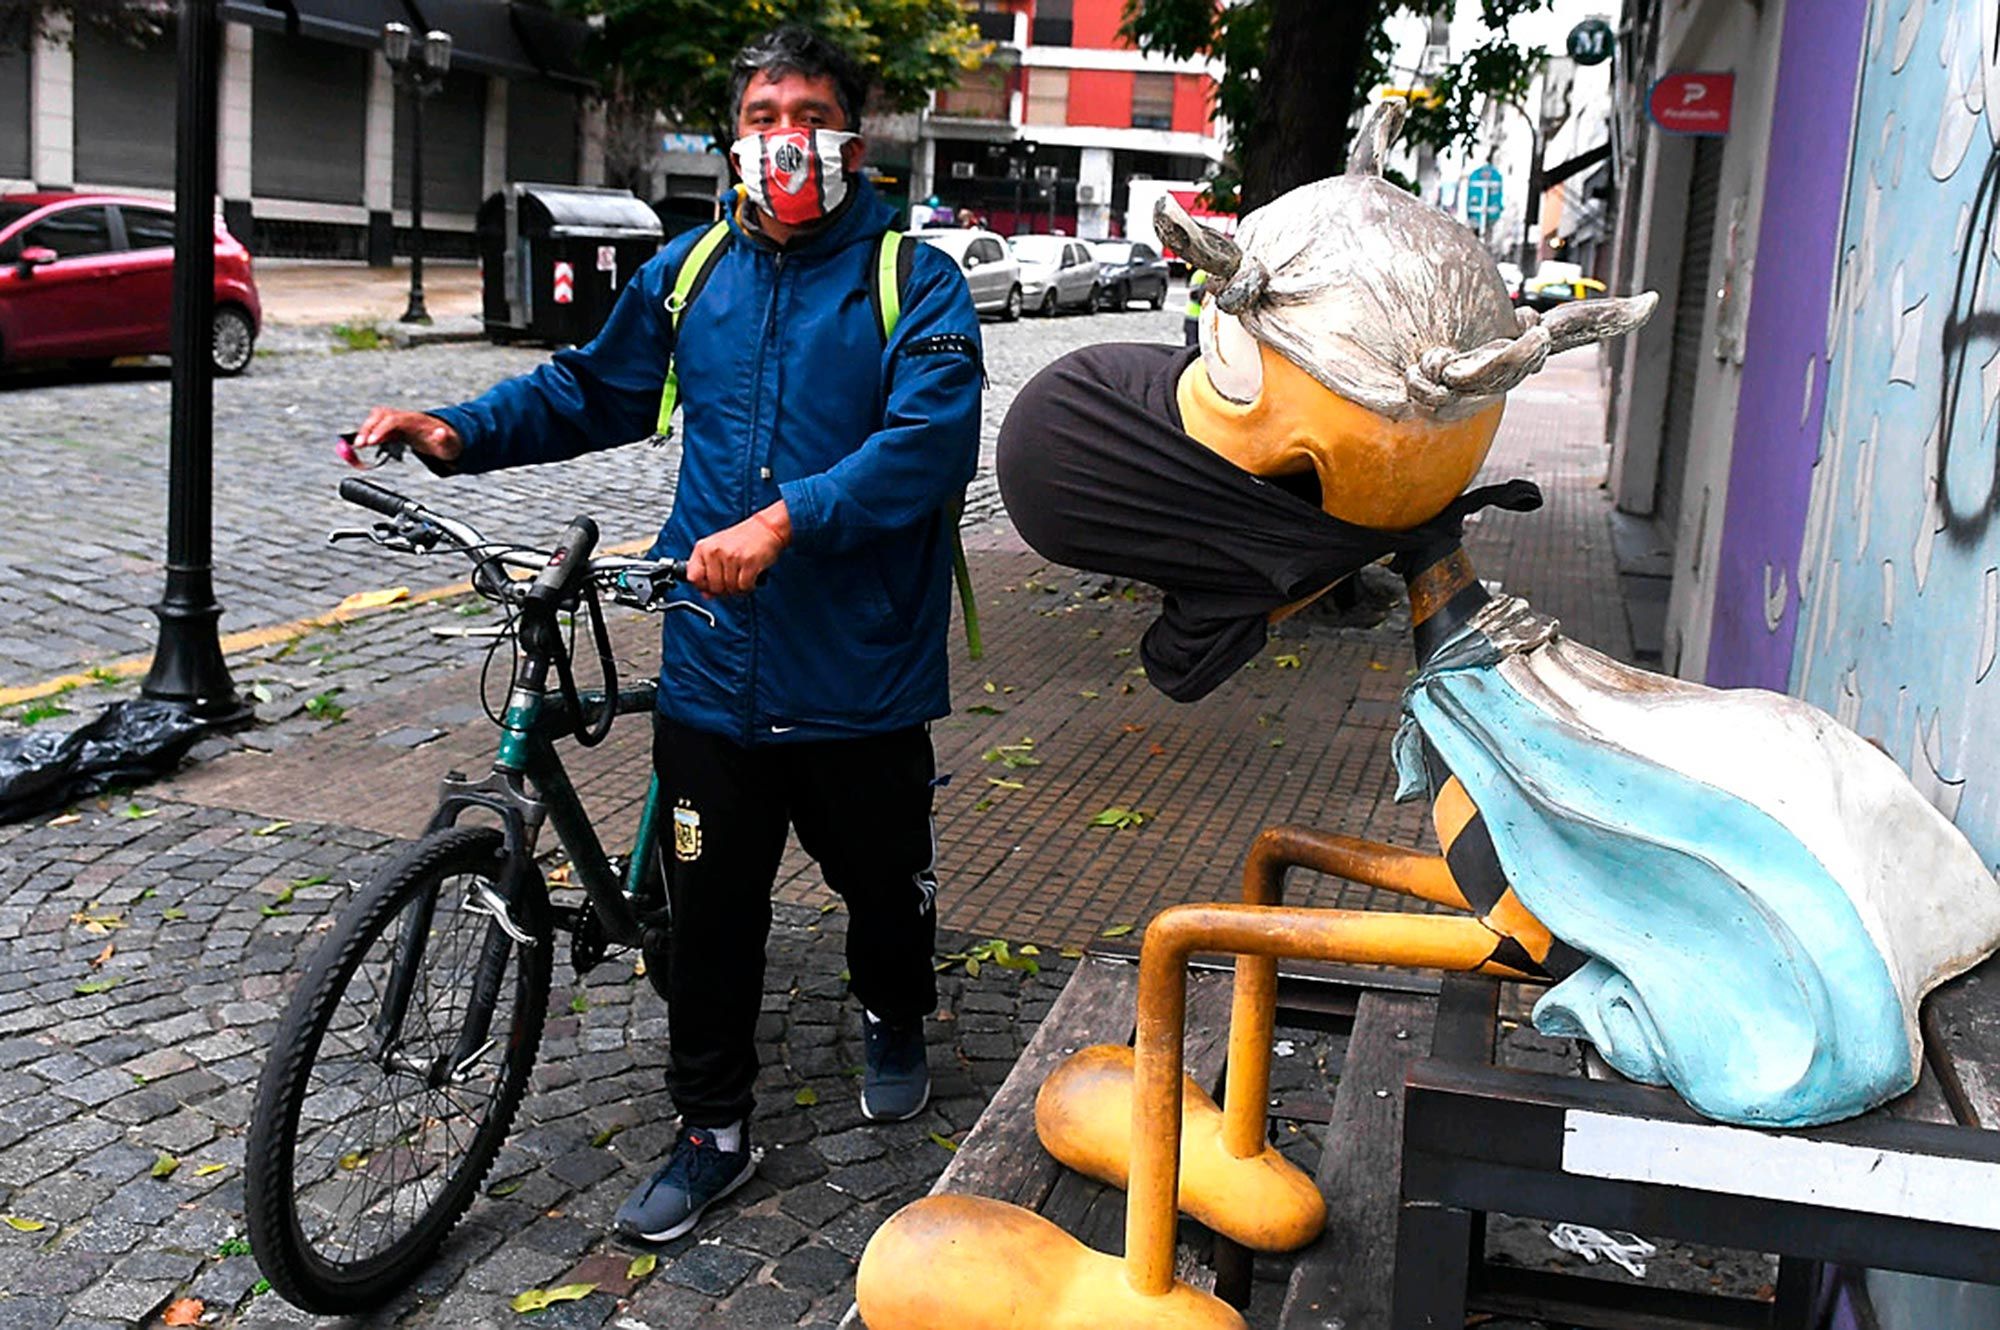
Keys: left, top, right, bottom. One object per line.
{"left": 0, "top": 302, "right": 1179, "bottom": 685}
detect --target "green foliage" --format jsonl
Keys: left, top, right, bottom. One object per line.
{"left": 561, "top": 0, "right": 991, "bottom": 147}
{"left": 330, "top": 323, "right": 387, "bottom": 353}
{"left": 1122, "top": 0, "right": 1551, "bottom": 208}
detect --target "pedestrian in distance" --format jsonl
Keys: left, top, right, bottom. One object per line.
{"left": 343, "top": 22, "right": 983, "bottom": 1246}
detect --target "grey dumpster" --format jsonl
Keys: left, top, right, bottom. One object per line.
{"left": 479, "top": 183, "right": 663, "bottom": 346}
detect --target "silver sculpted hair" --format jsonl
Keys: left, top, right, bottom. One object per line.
{"left": 1157, "top": 102, "right": 1657, "bottom": 422}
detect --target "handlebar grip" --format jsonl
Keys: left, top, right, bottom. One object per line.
{"left": 340, "top": 477, "right": 412, "bottom": 517}
{"left": 527, "top": 516, "right": 599, "bottom": 607}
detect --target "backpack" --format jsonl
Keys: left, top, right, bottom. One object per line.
{"left": 653, "top": 220, "right": 982, "bottom": 659}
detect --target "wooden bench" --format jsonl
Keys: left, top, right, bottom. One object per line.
{"left": 1386, "top": 959, "right": 2000, "bottom": 1330}
{"left": 855, "top": 948, "right": 2000, "bottom": 1329}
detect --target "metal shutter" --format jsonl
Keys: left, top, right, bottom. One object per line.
{"left": 505, "top": 80, "right": 578, "bottom": 185}
{"left": 0, "top": 44, "right": 27, "bottom": 180}
{"left": 73, "top": 25, "right": 177, "bottom": 188}
{"left": 1656, "top": 135, "right": 1724, "bottom": 534}
{"left": 393, "top": 72, "right": 485, "bottom": 214}
{"left": 252, "top": 31, "right": 367, "bottom": 205}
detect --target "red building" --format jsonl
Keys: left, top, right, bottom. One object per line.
{"left": 916, "top": 0, "right": 1224, "bottom": 238}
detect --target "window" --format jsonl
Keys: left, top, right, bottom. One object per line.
{"left": 1132, "top": 243, "right": 1157, "bottom": 261}
{"left": 1065, "top": 243, "right": 1088, "bottom": 267}
{"left": 969, "top": 0, "right": 1014, "bottom": 42}
{"left": 23, "top": 207, "right": 115, "bottom": 259}
{"left": 976, "top": 238, "right": 1006, "bottom": 263}
{"left": 1132, "top": 74, "right": 1175, "bottom": 130}
{"left": 1031, "top": 0, "right": 1072, "bottom": 46}
{"left": 935, "top": 64, "right": 1009, "bottom": 120}
{"left": 121, "top": 208, "right": 176, "bottom": 250}
{"left": 1025, "top": 68, "right": 1067, "bottom": 126}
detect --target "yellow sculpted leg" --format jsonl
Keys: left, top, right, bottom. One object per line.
{"left": 1036, "top": 1043, "right": 1326, "bottom": 1251}
{"left": 856, "top": 1195, "right": 1246, "bottom": 1330}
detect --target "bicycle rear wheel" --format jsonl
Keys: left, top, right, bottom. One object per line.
{"left": 245, "top": 826, "right": 551, "bottom": 1312}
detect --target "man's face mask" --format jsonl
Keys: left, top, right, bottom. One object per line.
{"left": 731, "top": 127, "right": 857, "bottom": 227}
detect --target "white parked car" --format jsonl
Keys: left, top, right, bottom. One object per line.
{"left": 907, "top": 228, "right": 1023, "bottom": 321}
{"left": 1007, "top": 234, "right": 1100, "bottom": 315}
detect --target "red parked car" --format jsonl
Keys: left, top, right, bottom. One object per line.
{"left": 0, "top": 192, "right": 262, "bottom": 375}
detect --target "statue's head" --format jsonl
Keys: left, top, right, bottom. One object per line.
{"left": 1161, "top": 102, "right": 1656, "bottom": 530}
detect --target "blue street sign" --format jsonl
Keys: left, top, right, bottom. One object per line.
{"left": 1465, "top": 163, "right": 1504, "bottom": 227}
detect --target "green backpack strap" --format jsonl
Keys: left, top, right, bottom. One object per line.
{"left": 872, "top": 231, "right": 982, "bottom": 661}
{"left": 654, "top": 219, "right": 735, "bottom": 438}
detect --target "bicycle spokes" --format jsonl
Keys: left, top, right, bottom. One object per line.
{"left": 290, "top": 870, "right": 527, "bottom": 1267}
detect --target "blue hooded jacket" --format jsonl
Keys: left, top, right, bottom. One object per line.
{"left": 432, "top": 179, "right": 983, "bottom": 744}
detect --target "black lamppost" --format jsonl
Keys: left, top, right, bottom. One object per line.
{"left": 383, "top": 21, "right": 452, "bottom": 324}
{"left": 140, "top": 0, "right": 245, "bottom": 722}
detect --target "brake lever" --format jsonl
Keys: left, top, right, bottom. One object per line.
{"left": 662, "top": 599, "right": 718, "bottom": 627}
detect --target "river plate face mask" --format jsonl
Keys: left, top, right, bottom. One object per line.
{"left": 731, "top": 127, "right": 856, "bottom": 227}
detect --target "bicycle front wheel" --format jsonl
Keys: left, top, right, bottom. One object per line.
{"left": 244, "top": 826, "right": 552, "bottom": 1313}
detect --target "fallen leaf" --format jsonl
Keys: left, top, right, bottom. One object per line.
{"left": 1148, "top": 743, "right": 1167, "bottom": 757}
{"left": 509, "top": 1283, "right": 596, "bottom": 1314}
{"left": 1272, "top": 652, "right": 1302, "bottom": 669}
{"left": 193, "top": 1163, "right": 228, "bottom": 1177}
{"left": 972, "top": 798, "right": 993, "bottom": 812}
{"left": 1368, "top": 660, "right": 1389, "bottom": 672}
{"left": 794, "top": 1087, "right": 819, "bottom": 1107}
{"left": 252, "top": 821, "right": 291, "bottom": 837}
{"left": 335, "top": 586, "right": 410, "bottom": 613}
{"left": 928, "top": 1132, "right": 959, "bottom": 1152}
{"left": 74, "top": 978, "right": 120, "bottom": 996}
{"left": 986, "top": 778, "right": 1024, "bottom": 790}
{"left": 966, "top": 703, "right": 1005, "bottom": 716}
{"left": 161, "top": 907, "right": 188, "bottom": 922}
{"left": 570, "top": 994, "right": 588, "bottom": 1014}
{"left": 590, "top": 1125, "right": 625, "bottom": 1148}
{"left": 488, "top": 1179, "right": 523, "bottom": 1197}
{"left": 627, "top": 1253, "right": 657, "bottom": 1280}
{"left": 121, "top": 804, "right": 158, "bottom": 820}
{"left": 1059, "top": 947, "right": 1084, "bottom": 959}
{"left": 90, "top": 942, "right": 114, "bottom": 969}
{"left": 337, "top": 1152, "right": 368, "bottom": 1171}
{"left": 964, "top": 956, "right": 982, "bottom": 978}
{"left": 1089, "top": 806, "right": 1150, "bottom": 831}
{"left": 45, "top": 813, "right": 81, "bottom": 828}
{"left": 820, "top": 901, "right": 839, "bottom": 914}
{"left": 1121, "top": 723, "right": 1146, "bottom": 734}
{"left": 162, "top": 1298, "right": 204, "bottom": 1326}
{"left": 151, "top": 1153, "right": 181, "bottom": 1179}
{"left": 1100, "top": 923, "right": 1135, "bottom": 938}
{"left": 1078, "top": 690, "right": 1100, "bottom": 699}
{"left": 982, "top": 680, "right": 997, "bottom": 693}
{"left": 1018, "top": 945, "right": 1040, "bottom": 956}
{"left": 2, "top": 1216, "right": 45, "bottom": 1232}
{"left": 546, "top": 863, "right": 574, "bottom": 886}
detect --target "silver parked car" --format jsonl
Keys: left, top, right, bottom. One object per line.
{"left": 1008, "top": 235, "right": 1100, "bottom": 315}
{"left": 907, "top": 228, "right": 1023, "bottom": 321}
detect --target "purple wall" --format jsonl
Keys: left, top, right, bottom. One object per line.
{"left": 1701, "top": 0, "right": 1866, "bottom": 689}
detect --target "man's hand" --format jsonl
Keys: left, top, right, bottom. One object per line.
{"left": 346, "top": 408, "right": 463, "bottom": 467}
{"left": 688, "top": 502, "right": 791, "bottom": 596}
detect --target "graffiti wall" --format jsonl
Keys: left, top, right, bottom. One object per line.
{"left": 1791, "top": 0, "right": 2000, "bottom": 863}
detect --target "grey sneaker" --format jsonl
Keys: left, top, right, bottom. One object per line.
{"left": 860, "top": 1016, "right": 931, "bottom": 1122}
{"left": 613, "top": 1125, "right": 755, "bottom": 1243}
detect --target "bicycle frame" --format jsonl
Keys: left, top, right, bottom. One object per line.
{"left": 370, "top": 628, "right": 668, "bottom": 1072}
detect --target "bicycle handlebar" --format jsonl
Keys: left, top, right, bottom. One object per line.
{"left": 334, "top": 480, "right": 691, "bottom": 609}
{"left": 339, "top": 476, "right": 411, "bottom": 519}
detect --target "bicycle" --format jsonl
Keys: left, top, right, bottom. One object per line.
{"left": 243, "top": 476, "right": 712, "bottom": 1313}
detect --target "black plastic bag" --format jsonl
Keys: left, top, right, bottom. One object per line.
{"left": 0, "top": 700, "right": 207, "bottom": 825}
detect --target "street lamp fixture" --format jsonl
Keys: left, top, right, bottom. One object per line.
{"left": 382, "top": 21, "right": 453, "bottom": 323}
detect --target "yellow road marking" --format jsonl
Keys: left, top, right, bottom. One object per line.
{"left": 0, "top": 536, "right": 657, "bottom": 709}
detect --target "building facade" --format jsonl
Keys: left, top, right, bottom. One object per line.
{"left": 1, "top": 0, "right": 600, "bottom": 262}
{"left": 912, "top": 0, "right": 1223, "bottom": 238}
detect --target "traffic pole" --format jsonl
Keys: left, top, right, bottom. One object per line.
{"left": 141, "top": 0, "right": 248, "bottom": 723}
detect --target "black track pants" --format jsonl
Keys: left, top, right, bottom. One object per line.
{"left": 650, "top": 716, "right": 940, "bottom": 1127}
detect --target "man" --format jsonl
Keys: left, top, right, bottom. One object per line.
{"left": 346, "top": 24, "right": 982, "bottom": 1243}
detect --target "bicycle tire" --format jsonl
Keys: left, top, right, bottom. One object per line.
{"left": 244, "top": 826, "right": 551, "bottom": 1313}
